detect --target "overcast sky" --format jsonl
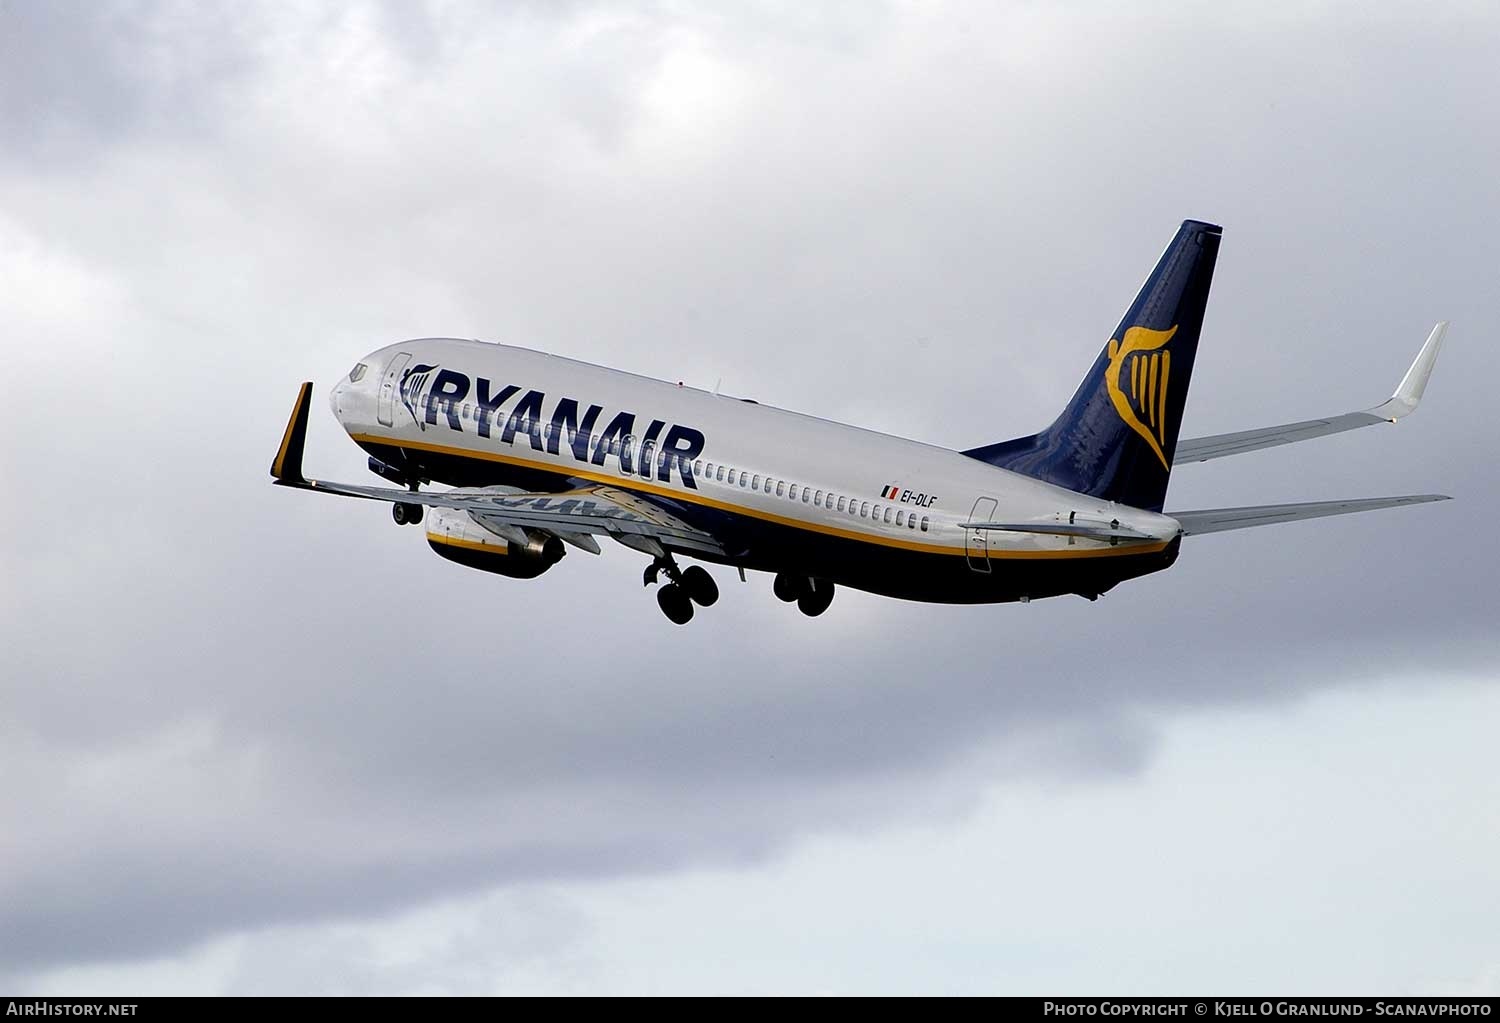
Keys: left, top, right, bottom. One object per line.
{"left": 2, "top": 0, "right": 1497, "bottom": 995}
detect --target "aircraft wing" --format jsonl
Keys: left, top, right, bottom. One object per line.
{"left": 270, "top": 383, "right": 727, "bottom": 558}
{"left": 1174, "top": 322, "right": 1446, "bottom": 463}
{"left": 1170, "top": 494, "right": 1449, "bottom": 536}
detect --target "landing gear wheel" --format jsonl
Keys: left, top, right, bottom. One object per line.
{"left": 392, "top": 502, "right": 423, "bottom": 526}
{"left": 797, "top": 578, "right": 834, "bottom": 617}
{"left": 657, "top": 583, "right": 695, "bottom": 625}
{"left": 773, "top": 572, "right": 802, "bottom": 602}
{"left": 681, "top": 566, "right": 719, "bottom": 607}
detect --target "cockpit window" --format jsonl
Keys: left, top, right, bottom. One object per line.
{"left": 349, "top": 363, "right": 368, "bottom": 383}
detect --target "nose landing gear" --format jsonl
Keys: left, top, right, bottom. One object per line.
{"left": 645, "top": 556, "right": 720, "bottom": 624}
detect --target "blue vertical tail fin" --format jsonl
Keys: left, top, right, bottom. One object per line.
{"left": 964, "top": 220, "right": 1222, "bottom": 512}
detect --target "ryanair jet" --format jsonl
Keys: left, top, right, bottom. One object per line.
{"left": 270, "top": 221, "right": 1449, "bottom": 624}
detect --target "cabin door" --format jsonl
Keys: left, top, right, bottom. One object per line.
{"left": 378, "top": 352, "right": 412, "bottom": 427}
{"left": 966, "top": 497, "right": 996, "bottom": 573}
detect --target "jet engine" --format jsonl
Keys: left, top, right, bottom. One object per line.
{"left": 425, "top": 508, "right": 565, "bottom": 579}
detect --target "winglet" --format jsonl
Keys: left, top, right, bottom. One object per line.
{"left": 1372, "top": 322, "right": 1447, "bottom": 421}
{"left": 270, "top": 382, "right": 313, "bottom": 485}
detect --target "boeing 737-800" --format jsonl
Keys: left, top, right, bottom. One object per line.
{"left": 270, "top": 220, "right": 1448, "bottom": 624}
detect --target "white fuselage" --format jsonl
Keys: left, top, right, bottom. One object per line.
{"left": 328, "top": 338, "right": 1181, "bottom": 601}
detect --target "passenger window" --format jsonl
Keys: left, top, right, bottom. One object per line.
{"left": 752, "top": 474, "right": 761, "bottom": 489}
{"left": 896, "top": 510, "right": 905, "bottom": 527}
{"left": 802, "top": 488, "right": 811, "bottom": 504}
{"left": 776, "top": 481, "right": 785, "bottom": 497}
{"left": 740, "top": 471, "right": 748, "bottom": 488}
{"left": 640, "top": 441, "right": 655, "bottom": 477}
{"left": 883, "top": 507, "right": 893, "bottom": 524}
{"left": 815, "top": 490, "right": 824, "bottom": 505}
{"left": 921, "top": 516, "right": 930, "bottom": 532}
{"left": 694, "top": 460, "right": 703, "bottom": 476}
{"left": 860, "top": 501, "right": 869, "bottom": 517}
{"left": 837, "top": 496, "right": 846, "bottom": 512}
{"left": 716, "top": 465, "right": 725, "bottom": 482}
{"left": 788, "top": 485, "right": 797, "bottom": 501}
{"left": 908, "top": 515, "right": 917, "bottom": 530}
{"left": 727, "top": 469, "right": 736, "bottom": 485}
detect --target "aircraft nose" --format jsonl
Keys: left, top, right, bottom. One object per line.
{"left": 329, "top": 377, "right": 348, "bottom": 418}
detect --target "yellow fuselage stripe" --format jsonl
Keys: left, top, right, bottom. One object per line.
{"left": 351, "top": 431, "right": 1168, "bottom": 561}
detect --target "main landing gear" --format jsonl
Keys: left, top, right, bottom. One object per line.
{"left": 645, "top": 555, "right": 719, "bottom": 625}
{"left": 773, "top": 572, "right": 834, "bottom": 617}
{"left": 392, "top": 478, "right": 424, "bottom": 526}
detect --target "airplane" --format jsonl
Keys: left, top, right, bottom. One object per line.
{"left": 270, "top": 220, "right": 1449, "bottom": 624}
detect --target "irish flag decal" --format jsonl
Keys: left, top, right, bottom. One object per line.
{"left": 881, "top": 485, "right": 902, "bottom": 500}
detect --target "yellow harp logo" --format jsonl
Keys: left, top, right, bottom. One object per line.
{"left": 1105, "top": 324, "right": 1177, "bottom": 471}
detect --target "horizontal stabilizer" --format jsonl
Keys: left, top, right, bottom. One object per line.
{"left": 1171, "top": 494, "right": 1450, "bottom": 536}
{"left": 1175, "top": 322, "right": 1447, "bottom": 462}
{"left": 963, "top": 520, "right": 1159, "bottom": 542}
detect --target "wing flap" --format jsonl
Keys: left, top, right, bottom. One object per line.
{"left": 293, "top": 476, "right": 727, "bottom": 556}
{"left": 1175, "top": 322, "right": 1446, "bottom": 463}
{"left": 1171, "top": 494, "right": 1450, "bottom": 536}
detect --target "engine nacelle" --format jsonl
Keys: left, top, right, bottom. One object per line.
{"left": 425, "top": 508, "right": 565, "bottom": 580}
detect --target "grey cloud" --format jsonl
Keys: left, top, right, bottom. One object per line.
{"left": 2, "top": 0, "right": 1497, "bottom": 984}
{"left": 0, "top": 1, "right": 259, "bottom": 167}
